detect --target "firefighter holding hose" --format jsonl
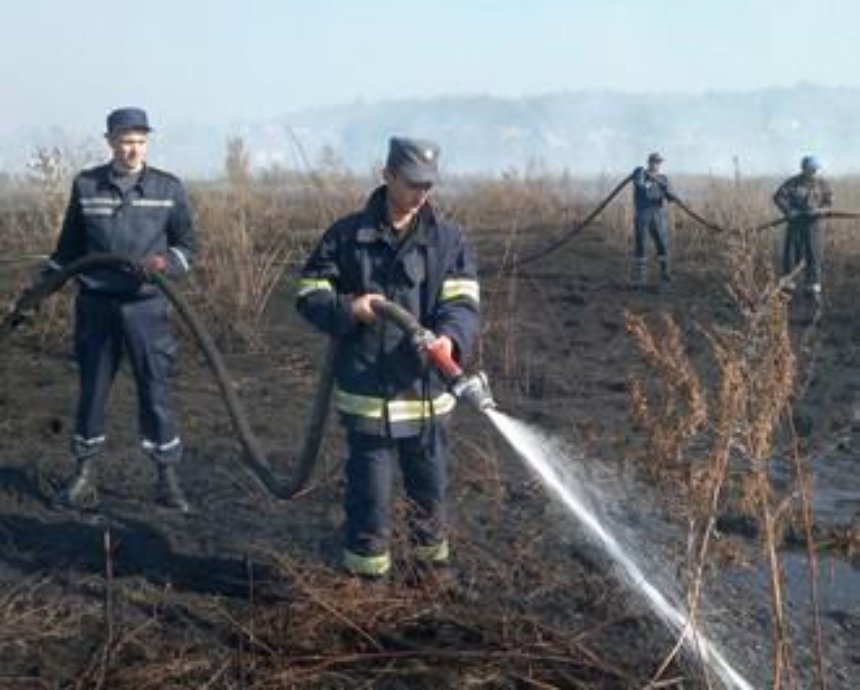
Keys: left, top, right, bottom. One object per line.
{"left": 296, "top": 137, "right": 480, "bottom": 581}
{"left": 35, "top": 107, "right": 196, "bottom": 512}
{"left": 773, "top": 155, "right": 833, "bottom": 302}
{"left": 632, "top": 152, "right": 678, "bottom": 291}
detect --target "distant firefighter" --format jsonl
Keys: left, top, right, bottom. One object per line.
{"left": 773, "top": 156, "right": 833, "bottom": 301}
{"left": 631, "top": 152, "right": 678, "bottom": 291}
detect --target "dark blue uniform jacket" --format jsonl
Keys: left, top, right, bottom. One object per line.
{"left": 47, "top": 163, "right": 196, "bottom": 295}
{"left": 296, "top": 186, "right": 480, "bottom": 437}
{"left": 633, "top": 167, "right": 676, "bottom": 216}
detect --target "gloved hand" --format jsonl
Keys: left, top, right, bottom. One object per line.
{"left": 141, "top": 254, "right": 168, "bottom": 279}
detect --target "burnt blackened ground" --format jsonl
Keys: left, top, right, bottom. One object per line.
{"left": 0, "top": 226, "right": 857, "bottom": 688}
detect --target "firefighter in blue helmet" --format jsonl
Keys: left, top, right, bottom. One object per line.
{"left": 296, "top": 137, "right": 480, "bottom": 579}
{"left": 773, "top": 155, "right": 833, "bottom": 301}
{"left": 632, "top": 152, "right": 678, "bottom": 290}
{"left": 38, "top": 107, "right": 196, "bottom": 511}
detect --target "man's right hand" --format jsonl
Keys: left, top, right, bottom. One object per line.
{"left": 350, "top": 293, "right": 385, "bottom": 324}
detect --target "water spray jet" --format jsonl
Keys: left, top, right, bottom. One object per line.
{"left": 370, "top": 299, "right": 752, "bottom": 689}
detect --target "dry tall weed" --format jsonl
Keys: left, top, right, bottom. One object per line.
{"left": 626, "top": 224, "right": 828, "bottom": 687}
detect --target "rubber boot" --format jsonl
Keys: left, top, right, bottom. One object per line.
{"left": 61, "top": 457, "right": 98, "bottom": 508}
{"left": 155, "top": 465, "right": 190, "bottom": 513}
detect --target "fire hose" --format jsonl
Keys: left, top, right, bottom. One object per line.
{"left": 0, "top": 252, "right": 284, "bottom": 497}
{"left": 512, "top": 171, "right": 726, "bottom": 270}
{"left": 753, "top": 210, "right": 860, "bottom": 232}
{"left": 5, "top": 206, "right": 856, "bottom": 499}
{"left": 370, "top": 300, "right": 496, "bottom": 412}
{"left": 2, "top": 261, "right": 493, "bottom": 499}
{"left": 513, "top": 172, "right": 634, "bottom": 268}
{"left": 508, "top": 172, "right": 860, "bottom": 272}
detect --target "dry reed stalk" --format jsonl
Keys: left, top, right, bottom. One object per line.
{"left": 626, "top": 225, "right": 824, "bottom": 687}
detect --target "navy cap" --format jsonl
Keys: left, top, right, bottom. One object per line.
{"left": 106, "top": 107, "right": 151, "bottom": 135}
{"left": 647, "top": 152, "right": 665, "bottom": 164}
{"left": 386, "top": 137, "right": 440, "bottom": 184}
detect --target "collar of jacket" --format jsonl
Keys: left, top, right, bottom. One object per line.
{"left": 93, "top": 162, "right": 154, "bottom": 196}
{"left": 355, "top": 185, "right": 438, "bottom": 247}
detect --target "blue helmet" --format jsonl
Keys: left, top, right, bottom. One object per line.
{"left": 800, "top": 155, "right": 821, "bottom": 172}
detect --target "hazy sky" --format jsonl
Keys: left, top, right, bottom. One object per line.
{"left": 2, "top": 0, "right": 858, "bottom": 135}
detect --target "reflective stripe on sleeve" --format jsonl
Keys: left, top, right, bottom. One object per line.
{"left": 334, "top": 388, "right": 456, "bottom": 422}
{"left": 297, "top": 278, "right": 334, "bottom": 298}
{"left": 440, "top": 278, "right": 480, "bottom": 303}
{"left": 169, "top": 247, "right": 190, "bottom": 272}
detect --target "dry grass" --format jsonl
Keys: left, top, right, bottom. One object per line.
{"left": 0, "top": 577, "right": 83, "bottom": 646}
{"left": 4, "top": 500, "right": 640, "bottom": 689}
{"left": 1, "top": 151, "right": 858, "bottom": 687}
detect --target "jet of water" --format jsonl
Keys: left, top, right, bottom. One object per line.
{"left": 485, "top": 409, "right": 753, "bottom": 690}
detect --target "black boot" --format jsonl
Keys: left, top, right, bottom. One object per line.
{"left": 155, "top": 465, "right": 190, "bottom": 513}
{"left": 61, "top": 458, "right": 98, "bottom": 508}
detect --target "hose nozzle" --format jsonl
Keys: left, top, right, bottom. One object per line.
{"left": 450, "top": 371, "right": 496, "bottom": 411}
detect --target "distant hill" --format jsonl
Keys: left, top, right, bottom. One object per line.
{"left": 3, "top": 85, "right": 859, "bottom": 177}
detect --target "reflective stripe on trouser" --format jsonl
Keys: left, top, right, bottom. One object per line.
{"left": 141, "top": 436, "right": 183, "bottom": 465}
{"left": 71, "top": 434, "right": 106, "bottom": 460}
{"left": 415, "top": 538, "right": 450, "bottom": 564}
{"left": 344, "top": 425, "right": 448, "bottom": 558}
{"left": 783, "top": 220, "right": 823, "bottom": 287}
{"left": 74, "top": 292, "right": 178, "bottom": 446}
{"left": 343, "top": 548, "right": 392, "bottom": 577}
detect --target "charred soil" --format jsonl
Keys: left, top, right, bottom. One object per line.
{"left": 0, "top": 222, "right": 858, "bottom": 688}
